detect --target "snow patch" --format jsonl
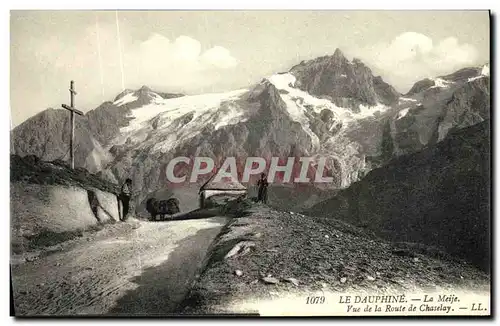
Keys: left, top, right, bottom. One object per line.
{"left": 397, "top": 108, "right": 410, "bottom": 120}
{"left": 340, "top": 74, "right": 347, "bottom": 78}
{"left": 481, "top": 64, "right": 490, "bottom": 76}
{"left": 467, "top": 75, "right": 484, "bottom": 82}
{"left": 354, "top": 103, "right": 391, "bottom": 120}
{"left": 430, "top": 78, "right": 454, "bottom": 89}
{"left": 399, "top": 97, "right": 418, "bottom": 103}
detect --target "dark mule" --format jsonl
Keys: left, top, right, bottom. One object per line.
{"left": 146, "top": 197, "right": 180, "bottom": 221}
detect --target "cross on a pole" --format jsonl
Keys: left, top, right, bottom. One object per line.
{"left": 61, "top": 80, "right": 84, "bottom": 169}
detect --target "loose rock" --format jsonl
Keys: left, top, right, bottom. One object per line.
{"left": 225, "top": 241, "right": 256, "bottom": 260}
{"left": 262, "top": 276, "right": 280, "bottom": 284}
{"left": 283, "top": 277, "right": 300, "bottom": 286}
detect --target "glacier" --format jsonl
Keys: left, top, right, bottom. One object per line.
{"left": 113, "top": 89, "right": 248, "bottom": 153}
{"left": 266, "top": 72, "right": 392, "bottom": 152}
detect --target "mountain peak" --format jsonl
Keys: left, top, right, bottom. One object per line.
{"left": 113, "top": 89, "right": 134, "bottom": 102}
{"left": 289, "top": 52, "right": 399, "bottom": 108}
{"left": 333, "top": 48, "right": 346, "bottom": 59}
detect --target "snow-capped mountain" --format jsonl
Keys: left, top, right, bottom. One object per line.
{"left": 11, "top": 51, "right": 490, "bottom": 205}
{"left": 388, "top": 63, "right": 490, "bottom": 155}
{"left": 100, "top": 56, "right": 402, "bottom": 190}
{"left": 112, "top": 88, "right": 249, "bottom": 154}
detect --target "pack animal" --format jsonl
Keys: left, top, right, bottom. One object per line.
{"left": 146, "top": 197, "right": 180, "bottom": 221}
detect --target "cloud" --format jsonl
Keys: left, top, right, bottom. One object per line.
{"left": 27, "top": 22, "right": 239, "bottom": 93}
{"left": 360, "top": 32, "right": 479, "bottom": 91}
{"left": 201, "top": 46, "right": 238, "bottom": 69}
{"left": 135, "top": 33, "right": 238, "bottom": 69}
{"left": 122, "top": 33, "right": 238, "bottom": 92}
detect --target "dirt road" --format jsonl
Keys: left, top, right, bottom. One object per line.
{"left": 11, "top": 217, "right": 228, "bottom": 316}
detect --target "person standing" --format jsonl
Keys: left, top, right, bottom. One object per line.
{"left": 257, "top": 173, "right": 269, "bottom": 204}
{"left": 120, "top": 178, "right": 133, "bottom": 221}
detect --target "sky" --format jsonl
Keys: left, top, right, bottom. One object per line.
{"left": 10, "top": 10, "right": 490, "bottom": 127}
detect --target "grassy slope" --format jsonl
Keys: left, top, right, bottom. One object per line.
{"left": 10, "top": 154, "right": 119, "bottom": 194}
{"left": 305, "top": 121, "right": 490, "bottom": 271}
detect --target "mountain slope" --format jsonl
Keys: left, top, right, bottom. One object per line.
{"left": 390, "top": 64, "right": 490, "bottom": 156}
{"left": 11, "top": 109, "right": 113, "bottom": 173}
{"left": 11, "top": 87, "right": 185, "bottom": 173}
{"left": 305, "top": 121, "right": 491, "bottom": 271}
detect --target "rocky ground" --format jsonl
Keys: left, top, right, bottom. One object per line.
{"left": 181, "top": 202, "right": 490, "bottom": 315}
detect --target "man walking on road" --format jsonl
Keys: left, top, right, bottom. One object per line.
{"left": 120, "top": 178, "right": 133, "bottom": 221}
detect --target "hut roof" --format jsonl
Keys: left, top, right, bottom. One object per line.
{"left": 200, "top": 173, "right": 247, "bottom": 192}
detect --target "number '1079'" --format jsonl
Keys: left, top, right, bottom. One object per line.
{"left": 306, "top": 296, "right": 325, "bottom": 304}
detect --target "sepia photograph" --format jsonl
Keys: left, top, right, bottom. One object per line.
{"left": 8, "top": 9, "right": 491, "bottom": 317}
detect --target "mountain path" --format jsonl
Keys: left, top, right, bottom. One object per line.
{"left": 11, "top": 216, "right": 228, "bottom": 316}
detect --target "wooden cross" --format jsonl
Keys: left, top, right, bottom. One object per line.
{"left": 61, "top": 80, "right": 84, "bottom": 169}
